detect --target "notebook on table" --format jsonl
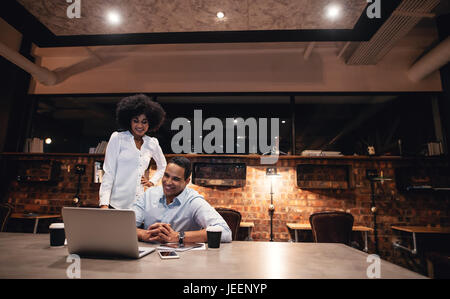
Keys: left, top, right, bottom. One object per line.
{"left": 157, "top": 242, "right": 205, "bottom": 252}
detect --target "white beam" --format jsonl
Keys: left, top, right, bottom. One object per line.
{"left": 337, "top": 42, "right": 351, "bottom": 59}
{"left": 408, "top": 37, "right": 450, "bottom": 82}
{"left": 303, "top": 42, "right": 316, "bottom": 60}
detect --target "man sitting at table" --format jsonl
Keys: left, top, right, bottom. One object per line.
{"left": 133, "top": 156, "right": 232, "bottom": 244}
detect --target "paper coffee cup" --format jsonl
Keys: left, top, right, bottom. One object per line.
{"left": 206, "top": 226, "right": 222, "bottom": 249}
{"left": 49, "top": 223, "right": 65, "bottom": 247}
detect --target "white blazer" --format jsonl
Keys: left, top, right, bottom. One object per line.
{"left": 99, "top": 131, "right": 167, "bottom": 209}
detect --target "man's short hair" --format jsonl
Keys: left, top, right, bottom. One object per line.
{"left": 168, "top": 157, "right": 192, "bottom": 180}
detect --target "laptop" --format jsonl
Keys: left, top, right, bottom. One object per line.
{"left": 62, "top": 207, "right": 155, "bottom": 259}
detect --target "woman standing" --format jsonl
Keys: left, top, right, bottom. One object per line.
{"left": 99, "top": 94, "right": 167, "bottom": 209}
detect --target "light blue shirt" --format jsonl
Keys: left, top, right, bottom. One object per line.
{"left": 133, "top": 186, "right": 232, "bottom": 243}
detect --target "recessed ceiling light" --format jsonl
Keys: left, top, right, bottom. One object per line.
{"left": 107, "top": 11, "right": 121, "bottom": 25}
{"left": 325, "top": 4, "right": 341, "bottom": 20}
{"left": 217, "top": 12, "right": 225, "bottom": 19}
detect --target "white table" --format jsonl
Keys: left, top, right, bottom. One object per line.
{"left": 0, "top": 233, "right": 425, "bottom": 279}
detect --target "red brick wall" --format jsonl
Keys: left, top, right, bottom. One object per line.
{"left": 188, "top": 158, "right": 450, "bottom": 258}
{"left": 3, "top": 154, "right": 450, "bottom": 271}
{"left": 5, "top": 155, "right": 102, "bottom": 213}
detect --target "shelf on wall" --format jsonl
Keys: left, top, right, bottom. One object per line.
{"left": 2, "top": 152, "right": 447, "bottom": 160}
{"left": 395, "top": 166, "right": 450, "bottom": 192}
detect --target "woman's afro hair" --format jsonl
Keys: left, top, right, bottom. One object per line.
{"left": 116, "top": 94, "right": 166, "bottom": 132}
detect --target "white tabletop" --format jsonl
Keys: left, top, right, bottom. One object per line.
{"left": 0, "top": 233, "right": 425, "bottom": 279}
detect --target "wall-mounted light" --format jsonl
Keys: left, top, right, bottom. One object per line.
{"left": 266, "top": 167, "right": 281, "bottom": 242}
{"left": 45, "top": 138, "right": 52, "bottom": 145}
{"left": 367, "top": 169, "right": 392, "bottom": 255}
{"left": 266, "top": 167, "right": 281, "bottom": 177}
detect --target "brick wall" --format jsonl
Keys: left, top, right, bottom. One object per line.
{"left": 2, "top": 153, "right": 450, "bottom": 272}
{"left": 4, "top": 155, "right": 103, "bottom": 213}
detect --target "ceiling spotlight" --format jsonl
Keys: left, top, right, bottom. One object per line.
{"left": 217, "top": 12, "right": 225, "bottom": 19}
{"left": 45, "top": 138, "right": 52, "bottom": 145}
{"left": 326, "top": 4, "right": 341, "bottom": 20}
{"left": 107, "top": 11, "right": 121, "bottom": 25}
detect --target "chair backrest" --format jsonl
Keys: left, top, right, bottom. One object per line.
{"left": 0, "top": 203, "right": 13, "bottom": 232}
{"left": 215, "top": 208, "right": 242, "bottom": 241}
{"left": 309, "top": 211, "right": 354, "bottom": 245}
{"left": 426, "top": 251, "right": 450, "bottom": 279}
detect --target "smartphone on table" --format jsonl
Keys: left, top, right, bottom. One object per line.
{"left": 158, "top": 250, "right": 179, "bottom": 259}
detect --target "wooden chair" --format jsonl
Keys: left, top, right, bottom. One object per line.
{"left": 309, "top": 211, "right": 354, "bottom": 245}
{"left": 215, "top": 208, "right": 242, "bottom": 241}
{"left": 0, "top": 203, "right": 13, "bottom": 232}
{"left": 426, "top": 251, "right": 450, "bottom": 279}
